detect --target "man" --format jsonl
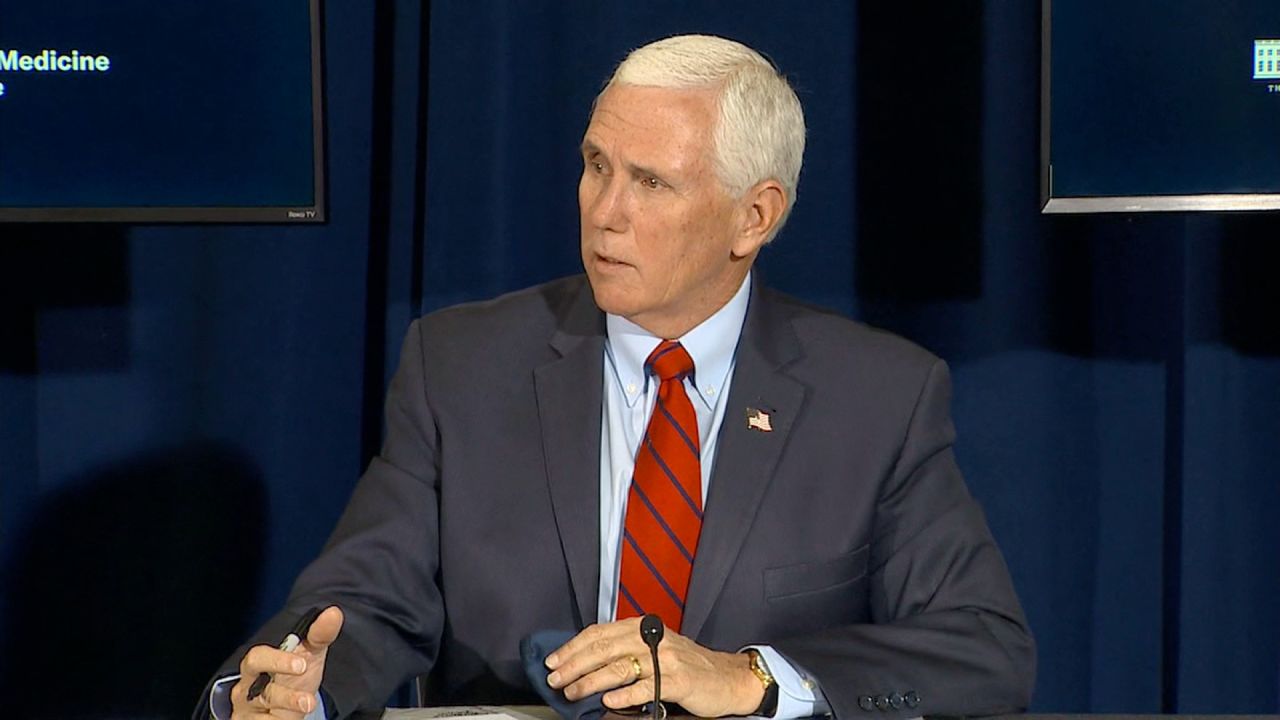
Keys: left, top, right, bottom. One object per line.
{"left": 204, "top": 34, "right": 1034, "bottom": 720}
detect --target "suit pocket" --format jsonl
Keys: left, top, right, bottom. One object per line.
{"left": 764, "top": 544, "right": 869, "bottom": 600}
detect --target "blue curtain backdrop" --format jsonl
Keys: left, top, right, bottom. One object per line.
{"left": 1, "top": 2, "right": 1277, "bottom": 718}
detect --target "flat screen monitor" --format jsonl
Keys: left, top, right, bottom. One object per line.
{"left": 1041, "top": 0, "right": 1280, "bottom": 213}
{"left": 0, "top": 0, "right": 325, "bottom": 223}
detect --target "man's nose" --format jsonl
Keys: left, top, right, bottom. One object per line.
{"left": 587, "top": 177, "right": 628, "bottom": 232}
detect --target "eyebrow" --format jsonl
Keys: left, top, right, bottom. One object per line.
{"left": 631, "top": 159, "right": 668, "bottom": 181}
{"left": 580, "top": 139, "right": 670, "bottom": 183}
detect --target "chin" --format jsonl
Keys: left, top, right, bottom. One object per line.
{"left": 586, "top": 277, "right": 637, "bottom": 317}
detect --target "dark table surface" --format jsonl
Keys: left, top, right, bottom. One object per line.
{"left": 365, "top": 707, "right": 1279, "bottom": 720}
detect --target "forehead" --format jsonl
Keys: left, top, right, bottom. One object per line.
{"left": 583, "top": 84, "right": 717, "bottom": 171}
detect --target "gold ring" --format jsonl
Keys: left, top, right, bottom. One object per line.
{"left": 629, "top": 655, "right": 643, "bottom": 680}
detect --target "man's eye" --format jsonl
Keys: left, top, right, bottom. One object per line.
{"left": 591, "top": 161, "right": 606, "bottom": 174}
{"left": 641, "top": 176, "right": 662, "bottom": 190}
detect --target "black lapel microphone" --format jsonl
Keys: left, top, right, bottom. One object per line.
{"left": 639, "top": 614, "right": 664, "bottom": 720}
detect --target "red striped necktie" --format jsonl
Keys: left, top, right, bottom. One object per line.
{"left": 616, "top": 340, "right": 702, "bottom": 632}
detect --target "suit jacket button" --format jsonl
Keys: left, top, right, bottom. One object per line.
{"left": 874, "top": 695, "right": 890, "bottom": 711}
{"left": 889, "top": 692, "right": 904, "bottom": 709}
{"left": 904, "top": 691, "right": 920, "bottom": 708}
{"left": 858, "top": 695, "right": 875, "bottom": 712}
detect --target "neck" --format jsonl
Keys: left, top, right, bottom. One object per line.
{"left": 628, "top": 269, "right": 751, "bottom": 339}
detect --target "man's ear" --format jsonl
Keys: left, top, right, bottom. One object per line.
{"left": 731, "top": 180, "right": 788, "bottom": 259}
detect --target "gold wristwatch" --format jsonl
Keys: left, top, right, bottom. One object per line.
{"left": 744, "top": 648, "right": 779, "bottom": 717}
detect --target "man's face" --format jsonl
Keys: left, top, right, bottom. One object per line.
{"left": 579, "top": 83, "right": 751, "bottom": 338}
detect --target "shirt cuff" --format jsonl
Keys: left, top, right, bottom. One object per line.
{"left": 744, "top": 645, "right": 832, "bottom": 719}
{"left": 209, "top": 674, "right": 327, "bottom": 720}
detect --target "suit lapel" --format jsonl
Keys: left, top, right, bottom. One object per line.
{"left": 682, "top": 286, "right": 806, "bottom": 640}
{"left": 535, "top": 280, "right": 606, "bottom": 628}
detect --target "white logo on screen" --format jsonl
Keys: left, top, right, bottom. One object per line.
{"left": 1255, "top": 39, "right": 1280, "bottom": 79}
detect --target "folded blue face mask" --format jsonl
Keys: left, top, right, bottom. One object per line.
{"left": 520, "top": 630, "right": 608, "bottom": 720}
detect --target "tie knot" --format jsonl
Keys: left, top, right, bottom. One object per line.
{"left": 645, "top": 340, "right": 694, "bottom": 382}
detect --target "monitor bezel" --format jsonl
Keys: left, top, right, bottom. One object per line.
{"left": 1040, "top": 0, "right": 1280, "bottom": 214}
{"left": 0, "top": 0, "right": 328, "bottom": 224}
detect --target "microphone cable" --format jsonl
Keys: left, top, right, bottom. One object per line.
{"left": 640, "top": 614, "right": 665, "bottom": 720}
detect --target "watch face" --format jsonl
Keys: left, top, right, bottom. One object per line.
{"left": 748, "top": 650, "right": 774, "bottom": 683}
{"left": 745, "top": 651, "right": 780, "bottom": 717}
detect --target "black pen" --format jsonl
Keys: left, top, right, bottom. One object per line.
{"left": 246, "top": 606, "right": 324, "bottom": 702}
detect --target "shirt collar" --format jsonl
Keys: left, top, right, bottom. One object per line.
{"left": 605, "top": 272, "right": 752, "bottom": 409}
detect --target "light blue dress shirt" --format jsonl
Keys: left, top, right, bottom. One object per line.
{"left": 596, "top": 272, "right": 829, "bottom": 719}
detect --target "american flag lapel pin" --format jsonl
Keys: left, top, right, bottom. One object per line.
{"left": 746, "top": 407, "right": 773, "bottom": 433}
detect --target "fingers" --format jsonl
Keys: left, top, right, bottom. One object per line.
{"left": 231, "top": 701, "right": 308, "bottom": 720}
{"left": 546, "top": 620, "right": 649, "bottom": 699}
{"left": 545, "top": 619, "right": 637, "bottom": 668}
{"left": 230, "top": 672, "right": 313, "bottom": 719}
{"left": 239, "top": 644, "right": 309, "bottom": 678}
{"left": 603, "top": 676, "right": 657, "bottom": 710}
{"left": 303, "top": 605, "right": 344, "bottom": 651}
{"left": 259, "top": 679, "right": 317, "bottom": 714}
{"left": 562, "top": 653, "right": 652, "bottom": 701}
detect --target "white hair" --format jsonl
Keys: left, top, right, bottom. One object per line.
{"left": 602, "top": 34, "right": 807, "bottom": 241}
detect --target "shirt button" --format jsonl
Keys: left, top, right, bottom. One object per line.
{"left": 706, "top": 386, "right": 716, "bottom": 395}
{"left": 802, "top": 678, "right": 815, "bottom": 690}
{"left": 626, "top": 383, "right": 637, "bottom": 394}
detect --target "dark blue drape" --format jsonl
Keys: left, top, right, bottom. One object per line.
{"left": 1, "top": 2, "right": 1276, "bottom": 717}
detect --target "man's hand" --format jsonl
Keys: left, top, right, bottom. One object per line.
{"left": 231, "top": 606, "right": 344, "bottom": 719}
{"left": 544, "top": 618, "right": 765, "bottom": 718}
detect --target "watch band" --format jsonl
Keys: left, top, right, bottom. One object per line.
{"left": 744, "top": 649, "right": 779, "bottom": 717}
